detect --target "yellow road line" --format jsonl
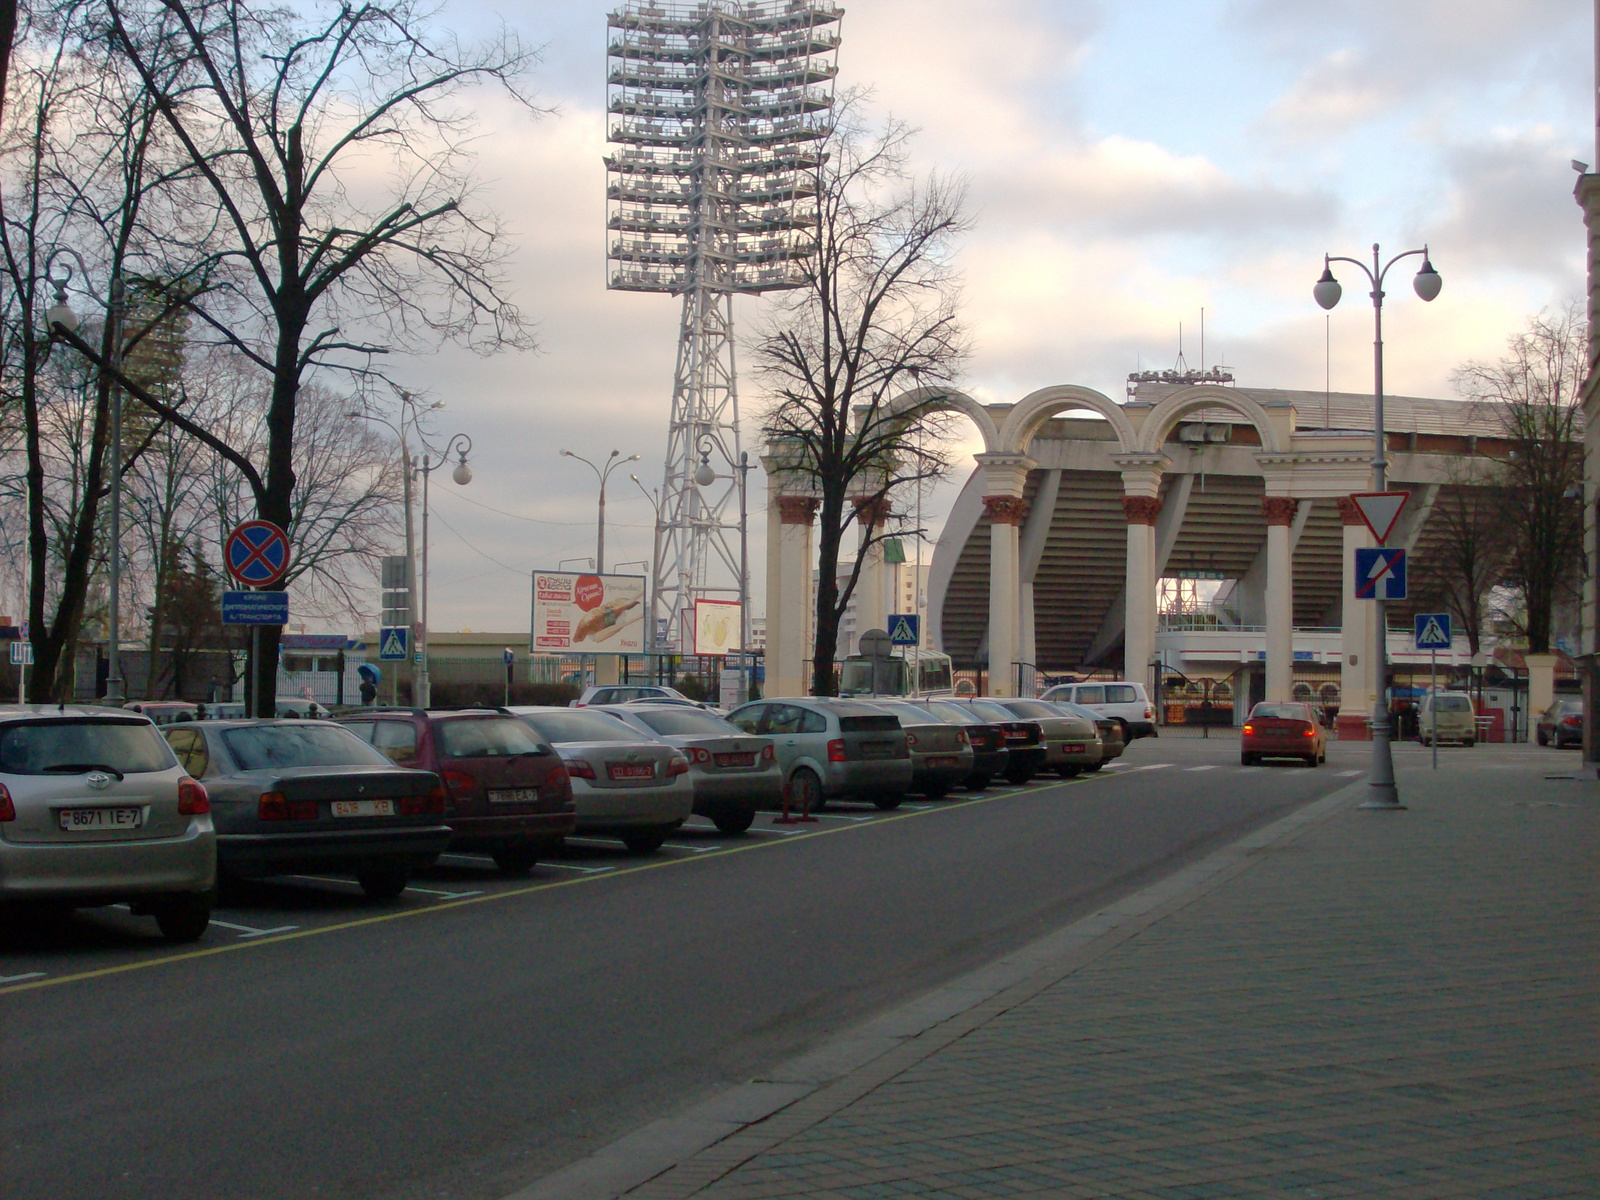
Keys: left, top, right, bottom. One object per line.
{"left": 0, "top": 772, "right": 1112, "bottom": 998}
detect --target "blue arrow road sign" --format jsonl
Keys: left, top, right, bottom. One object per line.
{"left": 221, "top": 590, "right": 288, "bottom": 626}
{"left": 1354, "top": 547, "right": 1407, "bottom": 600}
{"left": 1415, "top": 612, "right": 1452, "bottom": 650}
{"left": 888, "top": 614, "right": 920, "bottom": 646}
{"left": 378, "top": 626, "right": 410, "bottom": 661}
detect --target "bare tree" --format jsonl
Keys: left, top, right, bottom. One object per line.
{"left": 756, "top": 102, "right": 970, "bottom": 695}
{"left": 1454, "top": 304, "right": 1587, "bottom": 656}
{"left": 47, "top": 0, "right": 541, "bottom": 712}
{"left": 1411, "top": 479, "right": 1508, "bottom": 657}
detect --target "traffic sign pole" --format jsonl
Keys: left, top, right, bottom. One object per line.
{"left": 1431, "top": 647, "right": 1438, "bottom": 771}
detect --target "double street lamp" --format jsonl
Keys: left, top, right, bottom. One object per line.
{"left": 560, "top": 448, "right": 639, "bottom": 573}
{"left": 694, "top": 436, "right": 753, "bottom": 704}
{"left": 1314, "top": 242, "right": 1441, "bottom": 809}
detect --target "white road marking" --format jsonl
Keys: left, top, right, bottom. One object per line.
{"left": 1102, "top": 761, "right": 1131, "bottom": 769}
{"left": 0, "top": 972, "right": 47, "bottom": 984}
{"left": 1337, "top": 769, "right": 1364, "bottom": 777}
{"left": 437, "top": 852, "right": 494, "bottom": 865}
{"left": 742, "top": 826, "right": 807, "bottom": 836}
{"left": 813, "top": 813, "right": 876, "bottom": 822}
{"left": 289, "top": 875, "right": 361, "bottom": 888}
{"left": 661, "top": 843, "right": 722, "bottom": 854}
{"left": 541, "top": 862, "right": 614, "bottom": 874}
{"left": 401, "top": 885, "right": 484, "bottom": 899}
{"left": 904, "top": 803, "right": 933, "bottom": 809}
{"left": 1185, "top": 765, "right": 1217, "bottom": 772}
{"left": 1137, "top": 763, "right": 1173, "bottom": 771}
{"left": 209, "top": 918, "right": 300, "bottom": 938}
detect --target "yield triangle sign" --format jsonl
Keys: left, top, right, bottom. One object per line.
{"left": 1350, "top": 491, "right": 1410, "bottom": 544}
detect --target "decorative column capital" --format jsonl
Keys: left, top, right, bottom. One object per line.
{"left": 1121, "top": 495, "right": 1163, "bottom": 526}
{"left": 852, "top": 495, "right": 892, "bottom": 528}
{"left": 775, "top": 495, "right": 819, "bottom": 525}
{"left": 1262, "top": 496, "right": 1299, "bottom": 526}
{"left": 1336, "top": 496, "right": 1365, "bottom": 526}
{"left": 982, "top": 495, "right": 1030, "bottom": 525}
{"left": 974, "top": 452, "right": 1036, "bottom": 500}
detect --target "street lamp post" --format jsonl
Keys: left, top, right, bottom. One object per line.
{"left": 1315, "top": 242, "right": 1442, "bottom": 810}
{"left": 415, "top": 434, "right": 473, "bottom": 708}
{"left": 561, "top": 449, "right": 640, "bottom": 573}
{"left": 693, "top": 438, "right": 753, "bottom": 703}
{"left": 45, "top": 249, "right": 125, "bottom": 703}
{"left": 631, "top": 475, "right": 665, "bottom": 672}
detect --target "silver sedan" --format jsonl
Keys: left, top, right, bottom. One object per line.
{"left": 506, "top": 707, "right": 694, "bottom": 853}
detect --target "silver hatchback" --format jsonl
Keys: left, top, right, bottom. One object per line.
{"left": 725, "top": 698, "right": 911, "bottom": 811}
{"left": 598, "top": 705, "right": 781, "bottom": 833}
{"left": 0, "top": 706, "right": 216, "bottom": 941}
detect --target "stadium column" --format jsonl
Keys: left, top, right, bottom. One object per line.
{"left": 766, "top": 491, "right": 818, "bottom": 699}
{"left": 1262, "top": 493, "right": 1299, "bottom": 702}
{"left": 851, "top": 496, "right": 892, "bottom": 646}
{"left": 976, "top": 453, "right": 1035, "bottom": 697}
{"left": 1336, "top": 496, "right": 1372, "bottom": 739}
{"left": 1118, "top": 459, "right": 1165, "bottom": 691}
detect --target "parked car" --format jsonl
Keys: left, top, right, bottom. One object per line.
{"left": 1045, "top": 701, "right": 1126, "bottom": 769}
{"left": 123, "top": 700, "right": 200, "bottom": 726}
{"left": 917, "top": 700, "right": 1010, "bottom": 789}
{"left": 1536, "top": 698, "right": 1583, "bottom": 749}
{"left": 1417, "top": 691, "right": 1479, "bottom": 747}
{"left": 855, "top": 700, "right": 974, "bottom": 798}
{"left": 597, "top": 704, "right": 780, "bottom": 833}
{"left": 1039, "top": 681, "right": 1157, "bottom": 740}
{"left": 0, "top": 706, "right": 216, "bottom": 941}
{"left": 987, "top": 699, "right": 1102, "bottom": 777}
{"left": 164, "top": 719, "right": 448, "bottom": 898}
{"left": 725, "top": 698, "right": 911, "bottom": 811}
{"left": 940, "top": 699, "right": 1046, "bottom": 784}
{"left": 506, "top": 707, "right": 692, "bottom": 852}
{"left": 338, "top": 709, "right": 576, "bottom": 873}
{"left": 1241, "top": 702, "right": 1326, "bottom": 766}
{"left": 273, "top": 697, "right": 332, "bottom": 718}
{"left": 572, "top": 685, "right": 693, "bottom": 708}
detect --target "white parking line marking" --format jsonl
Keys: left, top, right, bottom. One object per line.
{"left": 743, "top": 826, "right": 807, "bottom": 836}
{"left": 0, "top": 972, "right": 47, "bottom": 984}
{"left": 661, "top": 843, "right": 722, "bottom": 854}
{"left": 437, "top": 853, "right": 494, "bottom": 865}
{"left": 402, "top": 885, "right": 484, "bottom": 899}
{"left": 1185, "top": 765, "right": 1217, "bottom": 772}
{"left": 1138, "top": 763, "right": 1173, "bottom": 771}
{"left": 1337, "top": 769, "right": 1364, "bottom": 777}
{"left": 541, "top": 862, "right": 615, "bottom": 873}
{"left": 813, "top": 813, "right": 876, "bottom": 822}
{"left": 904, "top": 803, "right": 933, "bottom": 809}
{"left": 209, "top": 918, "right": 300, "bottom": 938}
{"left": 1102, "top": 761, "right": 1131, "bottom": 769}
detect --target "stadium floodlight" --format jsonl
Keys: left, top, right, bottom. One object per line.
{"left": 606, "top": 0, "right": 843, "bottom": 655}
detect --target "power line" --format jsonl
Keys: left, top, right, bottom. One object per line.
{"left": 433, "top": 483, "right": 654, "bottom": 530}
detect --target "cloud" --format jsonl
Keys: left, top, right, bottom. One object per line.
{"left": 1262, "top": 48, "right": 1400, "bottom": 140}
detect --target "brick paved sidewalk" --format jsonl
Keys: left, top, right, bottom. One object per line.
{"left": 627, "top": 753, "right": 1598, "bottom": 1200}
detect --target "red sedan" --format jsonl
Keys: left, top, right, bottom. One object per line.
{"left": 1241, "top": 702, "right": 1327, "bottom": 767}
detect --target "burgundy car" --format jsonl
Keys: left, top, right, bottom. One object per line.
{"left": 1241, "top": 702, "right": 1327, "bottom": 767}
{"left": 340, "top": 709, "right": 576, "bottom": 873}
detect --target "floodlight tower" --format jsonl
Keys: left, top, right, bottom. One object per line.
{"left": 606, "top": 0, "right": 843, "bottom": 655}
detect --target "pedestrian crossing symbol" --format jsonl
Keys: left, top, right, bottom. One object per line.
{"left": 888, "top": 614, "right": 920, "bottom": 646}
{"left": 1414, "top": 613, "right": 1452, "bottom": 651}
{"left": 379, "top": 626, "right": 409, "bottom": 661}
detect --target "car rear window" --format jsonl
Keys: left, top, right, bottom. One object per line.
{"left": 518, "top": 710, "right": 640, "bottom": 744}
{"left": 872, "top": 702, "right": 938, "bottom": 724}
{"left": 838, "top": 714, "right": 900, "bottom": 733}
{"left": 1433, "top": 696, "right": 1473, "bottom": 713}
{"left": 1103, "top": 685, "right": 1137, "bottom": 703}
{"left": 928, "top": 703, "right": 980, "bottom": 725}
{"left": 1251, "top": 704, "right": 1310, "bottom": 720}
{"left": 0, "top": 719, "right": 175, "bottom": 775}
{"left": 222, "top": 724, "right": 391, "bottom": 770}
{"left": 1001, "top": 701, "right": 1057, "bottom": 719}
{"left": 435, "top": 717, "right": 546, "bottom": 759}
{"left": 632, "top": 710, "right": 738, "bottom": 737}
{"left": 968, "top": 700, "right": 1018, "bottom": 722}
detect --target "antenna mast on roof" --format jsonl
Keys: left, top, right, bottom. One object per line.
{"left": 1126, "top": 310, "right": 1234, "bottom": 399}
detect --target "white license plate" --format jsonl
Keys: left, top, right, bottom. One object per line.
{"left": 924, "top": 756, "right": 958, "bottom": 769}
{"left": 59, "top": 807, "right": 142, "bottom": 831}
{"left": 1064, "top": 744, "right": 1086, "bottom": 752}
{"left": 488, "top": 788, "right": 539, "bottom": 805}
{"left": 330, "top": 799, "right": 395, "bottom": 818}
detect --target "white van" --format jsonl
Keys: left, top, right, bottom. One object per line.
{"left": 1417, "top": 691, "right": 1476, "bottom": 746}
{"left": 1040, "top": 681, "right": 1156, "bottom": 739}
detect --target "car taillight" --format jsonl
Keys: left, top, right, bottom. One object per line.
{"left": 1562, "top": 715, "right": 1581, "bottom": 726}
{"left": 667, "top": 755, "right": 689, "bottom": 776}
{"left": 0, "top": 783, "right": 14, "bottom": 822}
{"left": 426, "top": 785, "right": 449, "bottom": 814}
{"left": 441, "top": 768, "right": 476, "bottom": 795}
{"left": 1242, "top": 724, "right": 1254, "bottom": 735}
{"left": 760, "top": 744, "right": 776, "bottom": 762}
{"left": 1145, "top": 706, "right": 1154, "bottom": 719}
{"left": 689, "top": 747, "right": 712, "bottom": 764}
{"left": 258, "top": 792, "right": 287, "bottom": 820}
{"left": 955, "top": 729, "right": 968, "bottom": 745}
{"left": 827, "top": 738, "right": 847, "bottom": 762}
{"left": 906, "top": 731, "right": 918, "bottom": 748}
{"left": 1303, "top": 726, "right": 1316, "bottom": 737}
{"left": 177, "top": 777, "right": 210, "bottom": 815}
{"left": 566, "top": 759, "right": 596, "bottom": 780}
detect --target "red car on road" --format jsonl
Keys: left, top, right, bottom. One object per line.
{"left": 1241, "top": 702, "right": 1327, "bottom": 767}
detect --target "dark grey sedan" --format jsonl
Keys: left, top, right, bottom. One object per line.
{"left": 162, "top": 720, "right": 450, "bottom": 899}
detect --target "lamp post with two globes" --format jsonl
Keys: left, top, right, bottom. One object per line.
{"left": 1314, "top": 242, "right": 1442, "bottom": 809}
{"left": 561, "top": 448, "right": 640, "bottom": 574}
{"left": 415, "top": 434, "right": 473, "bottom": 708}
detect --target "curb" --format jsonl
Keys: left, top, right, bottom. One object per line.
{"left": 506, "top": 776, "right": 1369, "bottom": 1200}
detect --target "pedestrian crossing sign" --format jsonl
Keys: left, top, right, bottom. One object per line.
{"left": 379, "top": 626, "right": 409, "bottom": 661}
{"left": 1414, "top": 613, "right": 1452, "bottom": 651}
{"left": 888, "top": 614, "right": 920, "bottom": 646}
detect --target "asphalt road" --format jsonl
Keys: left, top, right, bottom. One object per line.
{"left": 1, "top": 736, "right": 1377, "bottom": 1200}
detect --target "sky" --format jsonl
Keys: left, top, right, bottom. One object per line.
{"left": 364, "top": 0, "right": 1593, "bottom": 637}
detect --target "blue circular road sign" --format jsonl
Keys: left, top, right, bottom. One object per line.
{"left": 224, "top": 520, "right": 291, "bottom": 587}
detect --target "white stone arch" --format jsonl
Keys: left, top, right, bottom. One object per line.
{"left": 997, "top": 384, "right": 1138, "bottom": 457}
{"left": 886, "top": 385, "right": 1001, "bottom": 453}
{"left": 1136, "top": 385, "right": 1288, "bottom": 455}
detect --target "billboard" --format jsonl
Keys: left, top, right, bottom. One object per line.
{"left": 693, "top": 598, "right": 742, "bottom": 657}
{"left": 531, "top": 571, "right": 646, "bottom": 653}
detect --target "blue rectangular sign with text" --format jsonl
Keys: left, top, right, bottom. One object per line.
{"left": 221, "top": 590, "right": 288, "bottom": 626}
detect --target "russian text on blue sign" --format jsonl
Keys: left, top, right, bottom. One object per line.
{"left": 1353, "top": 547, "right": 1407, "bottom": 600}
{"left": 888, "top": 614, "right": 920, "bottom": 646}
{"left": 221, "top": 590, "right": 289, "bottom": 626}
{"left": 378, "top": 626, "right": 410, "bottom": 661}
{"left": 1414, "top": 612, "right": 1452, "bottom": 651}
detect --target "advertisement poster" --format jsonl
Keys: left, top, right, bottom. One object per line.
{"left": 531, "top": 571, "right": 646, "bottom": 653}
{"left": 692, "top": 598, "right": 742, "bottom": 657}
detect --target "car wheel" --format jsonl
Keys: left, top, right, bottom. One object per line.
{"left": 1465, "top": 738, "right": 1475, "bottom": 748}
{"left": 1082, "top": 761, "right": 1103, "bottom": 773}
{"left": 152, "top": 892, "right": 211, "bottom": 943}
{"left": 1115, "top": 719, "right": 1131, "bottom": 742}
{"left": 1056, "top": 765, "right": 1081, "bottom": 778}
{"left": 711, "top": 807, "right": 756, "bottom": 835}
{"left": 921, "top": 782, "right": 952, "bottom": 799}
{"left": 356, "top": 868, "right": 410, "bottom": 900}
{"left": 492, "top": 844, "right": 539, "bottom": 875}
{"left": 872, "top": 792, "right": 903, "bottom": 811}
{"left": 1538, "top": 730, "right": 1549, "bottom": 746}
{"left": 622, "top": 827, "right": 670, "bottom": 854}
{"left": 789, "top": 768, "right": 822, "bottom": 814}
{"left": 1304, "top": 754, "right": 1317, "bottom": 768}
{"left": 964, "top": 773, "right": 991, "bottom": 791}
{"left": 1241, "top": 753, "right": 1256, "bottom": 766}
{"left": 1004, "top": 766, "right": 1036, "bottom": 785}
